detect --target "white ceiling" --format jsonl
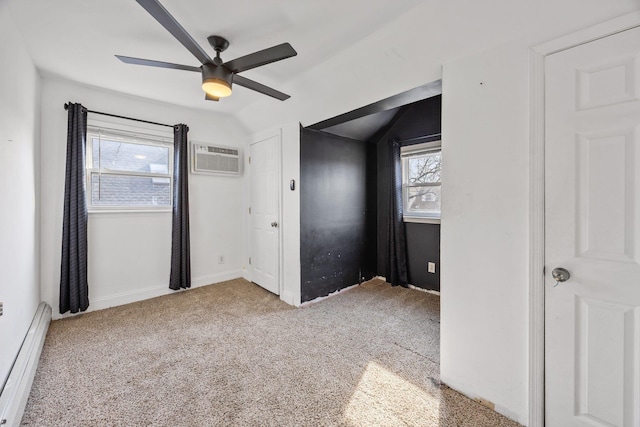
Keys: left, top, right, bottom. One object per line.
{"left": 6, "top": 0, "right": 422, "bottom": 115}
{"left": 7, "top": 0, "right": 640, "bottom": 130}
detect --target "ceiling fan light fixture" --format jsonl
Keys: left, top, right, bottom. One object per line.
{"left": 202, "top": 64, "right": 233, "bottom": 98}
{"left": 202, "top": 78, "right": 232, "bottom": 97}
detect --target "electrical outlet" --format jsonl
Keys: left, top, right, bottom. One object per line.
{"left": 428, "top": 262, "right": 436, "bottom": 274}
{"left": 218, "top": 255, "right": 225, "bottom": 264}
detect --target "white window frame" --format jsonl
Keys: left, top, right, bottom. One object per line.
{"left": 85, "top": 126, "right": 174, "bottom": 212}
{"left": 401, "top": 140, "right": 442, "bottom": 224}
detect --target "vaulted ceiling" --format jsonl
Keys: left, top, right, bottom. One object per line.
{"left": 6, "top": 0, "right": 421, "bottom": 114}
{"left": 7, "top": 0, "right": 639, "bottom": 130}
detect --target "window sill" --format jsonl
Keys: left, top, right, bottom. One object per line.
{"left": 88, "top": 208, "right": 172, "bottom": 215}
{"left": 403, "top": 216, "right": 441, "bottom": 224}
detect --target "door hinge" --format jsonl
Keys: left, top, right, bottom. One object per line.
{"left": 248, "top": 156, "right": 251, "bottom": 164}
{"left": 249, "top": 207, "right": 251, "bottom": 214}
{"left": 249, "top": 257, "right": 252, "bottom": 265}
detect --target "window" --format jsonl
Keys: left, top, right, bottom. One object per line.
{"left": 86, "top": 127, "right": 173, "bottom": 211}
{"left": 401, "top": 141, "right": 441, "bottom": 222}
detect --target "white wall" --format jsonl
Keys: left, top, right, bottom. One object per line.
{"left": 39, "top": 76, "right": 249, "bottom": 319}
{"left": 280, "top": 123, "right": 301, "bottom": 306}
{"left": 0, "top": 3, "right": 41, "bottom": 386}
{"left": 440, "top": 39, "right": 531, "bottom": 422}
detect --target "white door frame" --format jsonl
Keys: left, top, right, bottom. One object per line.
{"left": 248, "top": 129, "right": 283, "bottom": 296}
{"left": 528, "top": 11, "right": 640, "bottom": 427}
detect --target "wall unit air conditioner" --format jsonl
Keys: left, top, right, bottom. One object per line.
{"left": 191, "top": 141, "right": 242, "bottom": 176}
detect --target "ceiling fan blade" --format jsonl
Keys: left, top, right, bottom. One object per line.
{"left": 135, "top": 0, "right": 212, "bottom": 65}
{"left": 116, "top": 55, "right": 201, "bottom": 72}
{"left": 233, "top": 75, "right": 290, "bottom": 101}
{"left": 223, "top": 43, "right": 297, "bottom": 73}
{"left": 205, "top": 94, "right": 220, "bottom": 102}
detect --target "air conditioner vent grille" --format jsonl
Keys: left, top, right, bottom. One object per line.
{"left": 206, "top": 146, "right": 238, "bottom": 156}
{"left": 191, "top": 142, "right": 242, "bottom": 176}
{"left": 195, "top": 153, "right": 239, "bottom": 173}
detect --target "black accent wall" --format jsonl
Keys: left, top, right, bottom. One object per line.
{"left": 300, "top": 94, "right": 441, "bottom": 300}
{"left": 375, "top": 95, "right": 442, "bottom": 291}
{"left": 300, "top": 129, "right": 377, "bottom": 302}
{"left": 405, "top": 223, "right": 440, "bottom": 290}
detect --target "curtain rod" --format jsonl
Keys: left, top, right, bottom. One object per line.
{"left": 395, "top": 132, "right": 441, "bottom": 145}
{"left": 64, "top": 103, "right": 175, "bottom": 129}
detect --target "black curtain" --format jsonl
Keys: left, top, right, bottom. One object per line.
{"left": 59, "top": 103, "right": 89, "bottom": 314}
{"left": 386, "top": 139, "right": 408, "bottom": 286}
{"left": 169, "top": 124, "right": 191, "bottom": 290}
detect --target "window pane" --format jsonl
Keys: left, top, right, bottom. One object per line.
{"left": 406, "top": 185, "right": 441, "bottom": 216}
{"left": 91, "top": 137, "right": 169, "bottom": 173}
{"left": 90, "top": 173, "right": 171, "bottom": 207}
{"left": 408, "top": 151, "right": 441, "bottom": 184}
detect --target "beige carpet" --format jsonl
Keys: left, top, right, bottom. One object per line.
{"left": 22, "top": 278, "right": 521, "bottom": 427}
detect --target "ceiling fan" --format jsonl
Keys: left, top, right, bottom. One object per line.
{"left": 116, "top": 0, "right": 297, "bottom": 102}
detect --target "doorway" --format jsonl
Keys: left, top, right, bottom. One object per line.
{"left": 531, "top": 13, "right": 640, "bottom": 427}
{"left": 544, "top": 25, "right": 640, "bottom": 426}
{"left": 249, "top": 132, "right": 281, "bottom": 295}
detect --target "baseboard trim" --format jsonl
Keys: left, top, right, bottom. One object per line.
{"left": 0, "top": 302, "right": 51, "bottom": 427}
{"left": 279, "top": 290, "right": 298, "bottom": 307}
{"left": 190, "top": 270, "right": 242, "bottom": 288}
{"left": 54, "top": 270, "right": 243, "bottom": 320}
{"left": 299, "top": 283, "right": 360, "bottom": 307}
{"left": 408, "top": 284, "right": 440, "bottom": 296}
{"left": 439, "top": 377, "right": 524, "bottom": 426}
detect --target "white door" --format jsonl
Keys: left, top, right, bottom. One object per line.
{"left": 250, "top": 134, "right": 280, "bottom": 295}
{"left": 545, "top": 26, "right": 640, "bottom": 427}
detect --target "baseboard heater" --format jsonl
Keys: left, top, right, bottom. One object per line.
{"left": 0, "top": 302, "right": 51, "bottom": 427}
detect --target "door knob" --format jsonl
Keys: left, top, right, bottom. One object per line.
{"left": 551, "top": 267, "right": 570, "bottom": 287}
{"left": 271, "top": 221, "right": 278, "bottom": 227}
